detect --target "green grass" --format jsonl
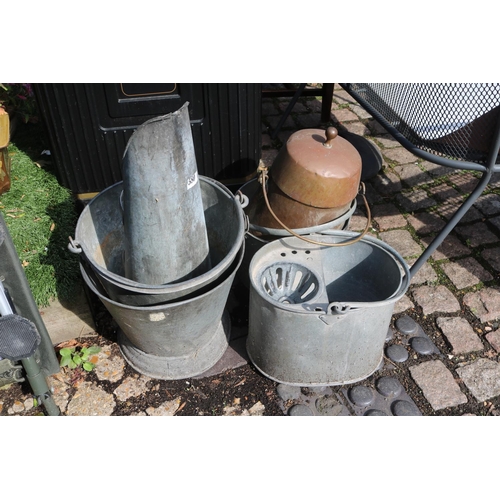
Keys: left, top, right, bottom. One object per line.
{"left": 0, "top": 129, "right": 80, "bottom": 307}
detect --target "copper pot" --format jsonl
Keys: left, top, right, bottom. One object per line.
{"left": 246, "top": 127, "right": 362, "bottom": 230}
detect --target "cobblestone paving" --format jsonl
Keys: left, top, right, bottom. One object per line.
{"left": 2, "top": 84, "right": 500, "bottom": 417}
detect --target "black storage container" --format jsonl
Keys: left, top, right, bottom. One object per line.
{"left": 34, "top": 83, "right": 262, "bottom": 197}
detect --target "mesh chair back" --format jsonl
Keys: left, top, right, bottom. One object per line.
{"left": 343, "top": 83, "right": 500, "bottom": 165}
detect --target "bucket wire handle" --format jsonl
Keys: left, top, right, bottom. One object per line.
{"left": 257, "top": 165, "right": 372, "bottom": 247}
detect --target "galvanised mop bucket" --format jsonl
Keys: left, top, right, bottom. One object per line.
{"left": 246, "top": 231, "right": 410, "bottom": 386}
{"left": 80, "top": 244, "right": 244, "bottom": 380}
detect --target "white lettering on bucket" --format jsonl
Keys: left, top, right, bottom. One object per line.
{"left": 187, "top": 172, "right": 198, "bottom": 190}
{"left": 149, "top": 312, "right": 166, "bottom": 322}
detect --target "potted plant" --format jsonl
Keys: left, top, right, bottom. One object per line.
{"left": 0, "top": 83, "right": 39, "bottom": 195}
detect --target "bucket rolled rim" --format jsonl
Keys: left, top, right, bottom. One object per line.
{"left": 240, "top": 178, "right": 356, "bottom": 237}
{"left": 75, "top": 176, "right": 245, "bottom": 294}
{"left": 80, "top": 242, "right": 244, "bottom": 311}
{"left": 249, "top": 231, "right": 411, "bottom": 312}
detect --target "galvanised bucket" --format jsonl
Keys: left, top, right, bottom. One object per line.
{"left": 80, "top": 244, "right": 244, "bottom": 380}
{"left": 71, "top": 176, "right": 245, "bottom": 306}
{"left": 246, "top": 232, "right": 410, "bottom": 386}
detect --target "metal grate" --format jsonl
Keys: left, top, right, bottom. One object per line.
{"left": 0, "top": 315, "right": 41, "bottom": 361}
{"left": 342, "top": 83, "right": 500, "bottom": 165}
{"left": 260, "top": 262, "right": 320, "bottom": 305}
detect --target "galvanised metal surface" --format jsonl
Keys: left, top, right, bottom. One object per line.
{"left": 247, "top": 232, "right": 410, "bottom": 386}
{"left": 236, "top": 177, "right": 355, "bottom": 289}
{"left": 80, "top": 246, "right": 243, "bottom": 380}
{"left": 71, "top": 176, "right": 245, "bottom": 306}
{"left": 122, "top": 103, "right": 210, "bottom": 285}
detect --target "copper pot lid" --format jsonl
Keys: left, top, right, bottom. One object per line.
{"left": 270, "top": 127, "right": 362, "bottom": 208}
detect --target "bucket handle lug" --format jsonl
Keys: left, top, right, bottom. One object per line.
{"left": 67, "top": 236, "right": 82, "bottom": 254}
{"left": 235, "top": 190, "right": 249, "bottom": 209}
{"left": 328, "top": 302, "right": 353, "bottom": 315}
{"left": 319, "top": 302, "right": 358, "bottom": 325}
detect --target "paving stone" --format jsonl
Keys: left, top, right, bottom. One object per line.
{"left": 288, "top": 404, "right": 314, "bottom": 416}
{"left": 427, "top": 184, "right": 462, "bottom": 204}
{"left": 296, "top": 113, "right": 322, "bottom": 129}
{"left": 372, "top": 203, "right": 407, "bottom": 230}
{"left": 9, "top": 401, "right": 25, "bottom": 414}
{"left": 441, "top": 257, "right": 493, "bottom": 289}
{"left": 363, "top": 119, "right": 387, "bottom": 137}
{"left": 448, "top": 172, "right": 479, "bottom": 194}
{"left": 315, "top": 395, "right": 345, "bottom": 416}
{"left": 370, "top": 170, "right": 402, "bottom": 195}
{"left": 420, "top": 161, "right": 449, "bottom": 178}
{"left": 276, "top": 130, "right": 293, "bottom": 145}
{"left": 421, "top": 234, "right": 471, "bottom": 260}
{"left": 114, "top": 375, "right": 152, "bottom": 402}
{"left": 406, "top": 259, "right": 437, "bottom": 285}
{"left": 348, "top": 212, "right": 369, "bottom": 232}
{"left": 48, "top": 373, "right": 71, "bottom": 413}
{"left": 463, "top": 287, "right": 500, "bottom": 322}
{"left": 342, "top": 121, "right": 371, "bottom": 136}
{"left": 383, "top": 147, "right": 419, "bottom": 165}
{"left": 474, "top": 193, "right": 500, "bottom": 216}
{"left": 66, "top": 382, "right": 116, "bottom": 416}
{"left": 407, "top": 212, "right": 445, "bottom": 235}
{"left": 396, "top": 189, "right": 437, "bottom": 212}
{"left": 486, "top": 329, "right": 500, "bottom": 352}
{"left": 266, "top": 115, "right": 296, "bottom": 130}
{"left": 394, "top": 164, "right": 432, "bottom": 188}
{"left": 409, "top": 360, "right": 467, "bottom": 411}
{"left": 454, "top": 223, "right": 498, "bottom": 247}
{"left": 456, "top": 358, "right": 500, "bottom": 402}
{"left": 278, "top": 100, "right": 308, "bottom": 113}
{"left": 436, "top": 317, "right": 484, "bottom": 354}
{"left": 146, "top": 398, "right": 181, "bottom": 416}
{"left": 379, "top": 230, "right": 421, "bottom": 257}
{"left": 261, "top": 134, "right": 272, "bottom": 148}
{"left": 333, "top": 89, "right": 358, "bottom": 106}
{"left": 364, "top": 184, "right": 383, "bottom": 205}
{"left": 413, "top": 285, "right": 461, "bottom": 315}
{"left": 23, "top": 398, "right": 34, "bottom": 410}
{"left": 262, "top": 101, "right": 280, "bottom": 115}
{"left": 94, "top": 354, "right": 125, "bottom": 383}
{"left": 260, "top": 148, "right": 279, "bottom": 167}
{"left": 481, "top": 248, "right": 500, "bottom": 272}
{"left": 374, "top": 134, "right": 400, "bottom": 149}
{"left": 488, "top": 214, "right": 500, "bottom": 232}
{"left": 393, "top": 295, "right": 413, "bottom": 314}
{"left": 437, "top": 202, "right": 483, "bottom": 223}
{"left": 277, "top": 384, "right": 302, "bottom": 401}
{"left": 351, "top": 105, "right": 373, "bottom": 120}
{"left": 305, "top": 98, "right": 322, "bottom": 113}
{"left": 489, "top": 172, "right": 500, "bottom": 189}
{"left": 331, "top": 108, "right": 359, "bottom": 122}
